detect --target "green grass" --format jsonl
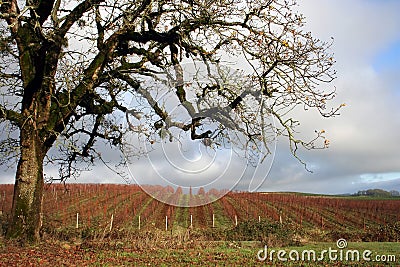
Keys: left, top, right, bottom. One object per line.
{"left": 90, "top": 243, "right": 260, "bottom": 266}
{"left": 1, "top": 236, "right": 399, "bottom": 266}
{"left": 84, "top": 241, "right": 400, "bottom": 266}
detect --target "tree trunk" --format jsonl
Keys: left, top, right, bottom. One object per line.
{"left": 7, "top": 125, "right": 46, "bottom": 244}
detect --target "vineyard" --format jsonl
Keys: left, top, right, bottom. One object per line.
{"left": 1, "top": 184, "right": 399, "bottom": 241}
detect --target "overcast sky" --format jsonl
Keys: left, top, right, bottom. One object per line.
{"left": 1, "top": 0, "right": 400, "bottom": 195}
{"left": 265, "top": 0, "right": 400, "bottom": 194}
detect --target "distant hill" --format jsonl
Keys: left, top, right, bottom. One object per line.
{"left": 354, "top": 188, "right": 400, "bottom": 197}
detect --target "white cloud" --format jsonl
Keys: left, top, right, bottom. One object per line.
{"left": 299, "top": 0, "right": 400, "bottom": 64}
{"left": 256, "top": 0, "right": 400, "bottom": 193}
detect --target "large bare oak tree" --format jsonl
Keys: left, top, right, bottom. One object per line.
{"left": 0, "top": 0, "right": 341, "bottom": 243}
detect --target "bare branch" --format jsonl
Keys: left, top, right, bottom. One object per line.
{"left": 0, "top": 104, "right": 23, "bottom": 126}
{"left": 58, "top": 0, "right": 105, "bottom": 37}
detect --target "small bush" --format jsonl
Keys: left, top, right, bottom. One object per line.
{"left": 225, "top": 220, "right": 300, "bottom": 247}
{"left": 327, "top": 222, "right": 400, "bottom": 242}
{"left": 328, "top": 229, "right": 364, "bottom": 242}
{"left": 371, "top": 222, "right": 400, "bottom": 242}
{"left": 196, "top": 227, "right": 226, "bottom": 241}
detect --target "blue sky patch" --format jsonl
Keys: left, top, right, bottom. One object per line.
{"left": 373, "top": 40, "right": 400, "bottom": 72}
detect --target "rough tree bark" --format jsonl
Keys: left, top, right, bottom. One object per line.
{"left": 6, "top": 66, "right": 54, "bottom": 243}
{"left": 8, "top": 126, "right": 47, "bottom": 243}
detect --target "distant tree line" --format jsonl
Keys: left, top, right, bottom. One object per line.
{"left": 355, "top": 189, "right": 400, "bottom": 197}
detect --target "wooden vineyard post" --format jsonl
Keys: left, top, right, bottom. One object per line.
{"left": 279, "top": 214, "right": 282, "bottom": 224}
{"left": 110, "top": 214, "right": 114, "bottom": 232}
{"left": 165, "top": 216, "right": 168, "bottom": 231}
{"left": 138, "top": 216, "right": 141, "bottom": 230}
{"left": 190, "top": 214, "right": 193, "bottom": 228}
{"left": 212, "top": 214, "right": 215, "bottom": 228}
{"left": 235, "top": 215, "right": 238, "bottom": 226}
{"left": 258, "top": 216, "right": 261, "bottom": 223}
{"left": 0, "top": 191, "right": 4, "bottom": 215}
{"left": 76, "top": 213, "right": 79, "bottom": 229}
